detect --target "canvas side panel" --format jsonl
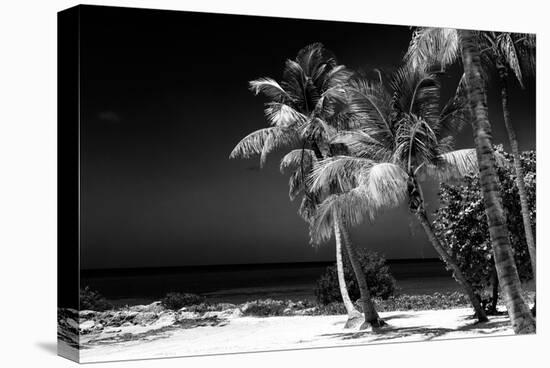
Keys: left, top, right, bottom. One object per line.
{"left": 57, "top": 5, "right": 81, "bottom": 363}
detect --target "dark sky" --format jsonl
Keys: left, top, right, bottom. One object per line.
{"left": 79, "top": 5, "right": 536, "bottom": 269}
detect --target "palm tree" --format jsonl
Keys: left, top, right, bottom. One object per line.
{"left": 309, "top": 67, "right": 488, "bottom": 322}
{"left": 460, "top": 30, "right": 535, "bottom": 333}
{"left": 477, "top": 32, "right": 536, "bottom": 286}
{"left": 406, "top": 29, "right": 537, "bottom": 285}
{"left": 405, "top": 28, "right": 535, "bottom": 334}
{"left": 229, "top": 43, "right": 378, "bottom": 328}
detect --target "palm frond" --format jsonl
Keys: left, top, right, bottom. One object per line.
{"left": 346, "top": 77, "right": 393, "bottom": 139}
{"left": 296, "top": 42, "right": 336, "bottom": 77}
{"left": 229, "top": 127, "right": 277, "bottom": 160}
{"left": 281, "top": 59, "right": 307, "bottom": 107}
{"left": 427, "top": 147, "right": 510, "bottom": 181}
{"left": 304, "top": 78, "right": 322, "bottom": 113}
{"left": 312, "top": 87, "right": 348, "bottom": 119}
{"left": 322, "top": 65, "right": 352, "bottom": 90}
{"left": 393, "top": 114, "right": 439, "bottom": 172}
{"left": 391, "top": 66, "right": 441, "bottom": 127}
{"left": 331, "top": 130, "right": 389, "bottom": 160}
{"left": 299, "top": 117, "right": 337, "bottom": 145}
{"left": 498, "top": 33, "right": 524, "bottom": 88}
{"left": 288, "top": 169, "right": 306, "bottom": 201}
{"left": 264, "top": 102, "right": 307, "bottom": 128}
{"left": 298, "top": 194, "right": 318, "bottom": 224}
{"left": 311, "top": 187, "right": 373, "bottom": 245}
{"left": 280, "top": 149, "right": 316, "bottom": 174}
{"left": 364, "top": 162, "right": 408, "bottom": 210}
{"left": 513, "top": 33, "right": 536, "bottom": 78}
{"left": 229, "top": 127, "right": 298, "bottom": 168}
{"left": 438, "top": 73, "right": 470, "bottom": 136}
{"left": 437, "top": 135, "right": 455, "bottom": 155}
{"left": 309, "top": 156, "right": 373, "bottom": 193}
{"left": 428, "top": 148, "right": 478, "bottom": 181}
{"left": 260, "top": 128, "right": 300, "bottom": 168}
{"left": 249, "top": 78, "right": 290, "bottom": 102}
{"left": 405, "top": 27, "right": 460, "bottom": 71}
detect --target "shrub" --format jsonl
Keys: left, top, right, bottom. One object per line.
{"left": 186, "top": 302, "right": 236, "bottom": 314}
{"left": 374, "top": 292, "right": 470, "bottom": 312}
{"left": 80, "top": 286, "right": 112, "bottom": 311}
{"left": 314, "top": 302, "right": 347, "bottom": 315}
{"left": 314, "top": 250, "right": 396, "bottom": 305}
{"left": 240, "top": 299, "right": 286, "bottom": 317}
{"left": 161, "top": 292, "right": 204, "bottom": 310}
{"left": 433, "top": 147, "right": 535, "bottom": 312}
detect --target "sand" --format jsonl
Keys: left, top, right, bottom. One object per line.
{"left": 78, "top": 307, "right": 515, "bottom": 363}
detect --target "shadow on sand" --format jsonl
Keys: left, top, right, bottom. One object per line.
{"left": 320, "top": 312, "right": 510, "bottom": 342}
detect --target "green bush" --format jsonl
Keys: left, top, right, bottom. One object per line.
{"left": 433, "top": 147, "right": 535, "bottom": 312}
{"left": 314, "top": 250, "right": 396, "bottom": 305}
{"left": 161, "top": 292, "right": 204, "bottom": 310}
{"left": 80, "top": 286, "right": 112, "bottom": 311}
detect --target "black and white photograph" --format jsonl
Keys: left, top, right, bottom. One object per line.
{"left": 54, "top": 3, "right": 538, "bottom": 364}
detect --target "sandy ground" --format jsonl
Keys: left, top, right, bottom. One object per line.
{"left": 77, "top": 307, "right": 515, "bottom": 363}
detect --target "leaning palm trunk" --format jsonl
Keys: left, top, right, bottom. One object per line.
{"left": 340, "top": 224, "right": 385, "bottom": 329}
{"left": 415, "top": 208, "right": 488, "bottom": 322}
{"left": 333, "top": 216, "right": 363, "bottom": 328}
{"left": 409, "top": 176, "right": 487, "bottom": 321}
{"left": 460, "top": 29, "right": 535, "bottom": 334}
{"left": 496, "top": 64, "right": 536, "bottom": 284}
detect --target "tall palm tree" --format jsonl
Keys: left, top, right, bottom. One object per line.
{"left": 405, "top": 28, "right": 535, "bottom": 334}
{"left": 229, "top": 43, "right": 379, "bottom": 328}
{"left": 477, "top": 32, "right": 536, "bottom": 285}
{"left": 406, "top": 29, "right": 537, "bottom": 285}
{"left": 459, "top": 30, "right": 535, "bottom": 333}
{"left": 309, "top": 67, "right": 488, "bottom": 322}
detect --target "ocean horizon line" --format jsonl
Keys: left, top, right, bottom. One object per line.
{"left": 81, "top": 257, "right": 443, "bottom": 277}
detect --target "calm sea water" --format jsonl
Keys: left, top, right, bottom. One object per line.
{"left": 81, "top": 259, "right": 466, "bottom": 306}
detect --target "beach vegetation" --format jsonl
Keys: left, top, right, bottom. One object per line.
{"left": 314, "top": 250, "right": 396, "bottom": 305}
{"left": 80, "top": 286, "right": 113, "bottom": 311}
{"left": 161, "top": 292, "right": 205, "bottom": 310}
{"left": 434, "top": 148, "right": 535, "bottom": 313}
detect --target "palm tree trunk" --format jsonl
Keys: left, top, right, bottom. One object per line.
{"left": 340, "top": 224, "right": 385, "bottom": 329}
{"left": 409, "top": 175, "right": 487, "bottom": 321}
{"left": 333, "top": 215, "right": 362, "bottom": 328}
{"left": 460, "top": 29, "right": 535, "bottom": 334}
{"left": 415, "top": 209, "right": 488, "bottom": 322}
{"left": 497, "top": 65, "right": 536, "bottom": 284}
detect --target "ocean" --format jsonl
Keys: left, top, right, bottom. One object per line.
{"left": 81, "top": 259, "right": 465, "bottom": 306}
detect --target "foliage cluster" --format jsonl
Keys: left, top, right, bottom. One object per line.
{"left": 240, "top": 299, "right": 288, "bottom": 317}
{"left": 80, "top": 286, "right": 113, "bottom": 311}
{"left": 433, "top": 147, "right": 535, "bottom": 310}
{"left": 314, "top": 250, "right": 396, "bottom": 305}
{"left": 161, "top": 292, "right": 205, "bottom": 310}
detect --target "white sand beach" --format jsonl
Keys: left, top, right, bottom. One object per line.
{"left": 77, "top": 307, "right": 515, "bottom": 363}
